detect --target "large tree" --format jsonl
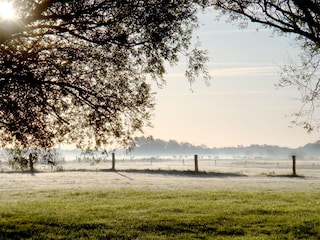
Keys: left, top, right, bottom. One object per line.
{"left": 0, "top": 0, "right": 210, "bottom": 151}
{"left": 213, "top": 0, "right": 320, "bottom": 132}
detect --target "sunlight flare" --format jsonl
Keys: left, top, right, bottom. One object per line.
{"left": 0, "top": 1, "right": 15, "bottom": 20}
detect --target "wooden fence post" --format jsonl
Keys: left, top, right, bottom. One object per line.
{"left": 194, "top": 154, "right": 199, "bottom": 172}
{"left": 112, "top": 152, "right": 116, "bottom": 170}
{"left": 292, "top": 155, "right": 296, "bottom": 176}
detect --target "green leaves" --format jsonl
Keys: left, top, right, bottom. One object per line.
{"left": 185, "top": 45, "right": 211, "bottom": 85}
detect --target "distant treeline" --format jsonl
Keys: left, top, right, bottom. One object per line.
{"left": 128, "top": 137, "right": 320, "bottom": 160}
{"left": 5, "top": 138, "right": 316, "bottom": 161}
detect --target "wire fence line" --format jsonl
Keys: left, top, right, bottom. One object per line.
{"left": 1, "top": 153, "right": 319, "bottom": 177}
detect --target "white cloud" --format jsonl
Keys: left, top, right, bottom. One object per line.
{"left": 211, "top": 66, "right": 279, "bottom": 77}
{"left": 198, "top": 28, "right": 271, "bottom": 36}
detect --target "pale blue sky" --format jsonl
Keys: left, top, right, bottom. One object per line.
{"left": 146, "top": 10, "right": 319, "bottom": 148}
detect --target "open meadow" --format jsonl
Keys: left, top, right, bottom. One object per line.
{"left": 1, "top": 158, "right": 320, "bottom": 239}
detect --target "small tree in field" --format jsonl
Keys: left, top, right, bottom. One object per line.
{"left": 0, "top": 1, "right": 211, "bottom": 155}
{"left": 7, "top": 148, "right": 61, "bottom": 172}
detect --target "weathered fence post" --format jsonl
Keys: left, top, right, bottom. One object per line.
{"left": 112, "top": 152, "right": 116, "bottom": 170}
{"left": 28, "top": 153, "right": 34, "bottom": 172}
{"left": 194, "top": 154, "right": 199, "bottom": 172}
{"left": 292, "top": 155, "right": 296, "bottom": 176}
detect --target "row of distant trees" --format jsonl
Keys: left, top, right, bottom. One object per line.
{"left": 0, "top": 1, "right": 319, "bottom": 170}
{"left": 3, "top": 138, "right": 319, "bottom": 172}
{"left": 132, "top": 137, "right": 320, "bottom": 160}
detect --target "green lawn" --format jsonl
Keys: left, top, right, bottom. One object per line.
{"left": 0, "top": 189, "right": 319, "bottom": 239}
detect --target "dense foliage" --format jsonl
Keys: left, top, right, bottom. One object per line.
{"left": 0, "top": 0, "right": 210, "bottom": 150}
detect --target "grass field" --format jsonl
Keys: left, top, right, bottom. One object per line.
{"left": 1, "top": 189, "right": 320, "bottom": 239}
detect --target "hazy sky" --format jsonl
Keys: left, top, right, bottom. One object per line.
{"left": 145, "top": 10, "right": 319, "bottom": 148}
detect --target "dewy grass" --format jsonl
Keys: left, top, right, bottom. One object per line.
{"left": 0, "top": 190, "right": 320, "bottom": 239}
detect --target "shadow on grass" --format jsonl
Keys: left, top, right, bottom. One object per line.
{"left": 2, "top": 167, "right": 310, "bottom": 179}
{"left": 267, "top": 174, "right": 306, "bottom": 179}
{"left": 1, "top": 168, "right": 247, "bottom": 178}
{"left": 111, "top": 168, "right": 247, "bottom": 178}
{"left": 258, "top": 172, "right": 306, "bottom": 179}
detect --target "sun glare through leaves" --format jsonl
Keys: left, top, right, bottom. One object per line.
{"left": 0, "top": 1, "right": 15, "bottom": 20}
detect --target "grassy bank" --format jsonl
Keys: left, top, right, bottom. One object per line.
{"left": 0, "top": 189, "right": 319, "bottom": 239}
